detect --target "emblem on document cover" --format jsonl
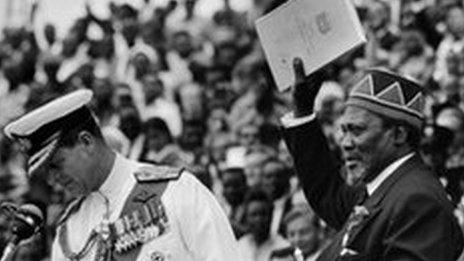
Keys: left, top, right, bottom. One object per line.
{"left": 113, "top": 198, "right": 169, "bottom": 254}
{"left": 316, "top": 11, "right": 331, "bottom": 34}
{"left": 150, "top": 251, "right": 165, "bottom": 261}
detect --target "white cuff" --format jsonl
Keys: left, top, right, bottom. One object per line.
{"left": 281, "top": 112, "right": 317, "bottom": 128}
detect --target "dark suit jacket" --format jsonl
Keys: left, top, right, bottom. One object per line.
{"left": 283, "top": 119, "right": 464, "bottom": 261}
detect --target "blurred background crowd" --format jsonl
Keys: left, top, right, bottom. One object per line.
{"left": 1, "top": 0, "right": 464, "bottom": 260}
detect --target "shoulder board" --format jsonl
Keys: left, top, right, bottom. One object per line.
{"left": 134, "top": 165, "right": 184, "bottom": 183}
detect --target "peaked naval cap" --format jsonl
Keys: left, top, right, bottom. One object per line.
{"left": 4, "top": 90, "right": 94, "bottom": 176}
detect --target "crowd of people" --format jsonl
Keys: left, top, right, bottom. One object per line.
{"left": 1, "top": 0, "right": 464, "bottom": 260}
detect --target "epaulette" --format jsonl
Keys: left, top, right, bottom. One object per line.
{"left": 134, "top": 165, "right": 184, "bottom": 183}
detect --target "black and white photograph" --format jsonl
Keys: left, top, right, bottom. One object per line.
{"left": 1, "top": 0, "right": 464, "bottom": 260}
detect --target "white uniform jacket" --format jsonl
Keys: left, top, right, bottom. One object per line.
{"left": 51, "top": 154, "right": 240, "bottom": 261}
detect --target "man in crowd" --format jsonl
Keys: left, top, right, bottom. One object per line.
{"left": 283, "top": 206, "right": 322, "bottom": 261}
{"left": 281, "top": 58, "right": 464, "bottom": 260}
{"left": 220, "top": 165, "right": 248, "bottom": 238}
{"left": 260, "top": 157, "right": 293, "bottom": 236}
{"left": 3, "top": 89, "right": 240, "bottom": 261}
{"left": 238, "top": 189, "right": 290, "bottom": 261}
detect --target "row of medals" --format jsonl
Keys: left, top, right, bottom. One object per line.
{"left": 96, "top": 198, "right": 169, "bottom": 256}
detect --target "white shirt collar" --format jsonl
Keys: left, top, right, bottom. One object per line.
{"left": 366, "top": 153, "right": 415, "bottom": 196}
{"left": 99, "top": 154, "right": 138, "bottom": 200}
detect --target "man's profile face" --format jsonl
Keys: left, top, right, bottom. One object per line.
{"left": 46, "top": 144, "right": 90, "bottom": 197}
{"left": 338, "top": 106, "right": 395, "bottom": 184}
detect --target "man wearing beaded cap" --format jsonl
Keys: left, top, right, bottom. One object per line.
{"left": 281, "top": 58, "right": 464, "bottom": 260}
{"left": 4, "top": 89, "right": 240, "bottom": 261}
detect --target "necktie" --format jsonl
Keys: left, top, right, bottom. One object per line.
{"left": 355, "top": 186, "right": 368, "bottom": 206}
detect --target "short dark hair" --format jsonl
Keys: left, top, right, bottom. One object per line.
{"left": 143, "top": 117, "right": 173, "bottom": 143}
{"left": 59, "top": 116, "right": 104, "bottom": 147}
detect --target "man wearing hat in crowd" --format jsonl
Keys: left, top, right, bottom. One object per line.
{"left": 4, "top": 89, "right": 240, "bottom": 261}
{"left": 281, "top": 58, "right": 464, "bottom": 260}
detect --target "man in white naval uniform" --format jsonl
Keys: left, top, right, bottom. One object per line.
{"left": 4, "top": 89, "right": 240, "bottom": 261}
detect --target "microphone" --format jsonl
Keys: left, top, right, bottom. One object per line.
{"left": 1, "top": 204, "right": 44, "bottom": 261}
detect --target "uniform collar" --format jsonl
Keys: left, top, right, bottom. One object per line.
{"left": 98, "top": 154, "right": 138, "bottom": 200}
{"left": 366, "top": 152, "right": 415, "bottom": 196}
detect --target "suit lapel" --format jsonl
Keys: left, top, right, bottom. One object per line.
{"left": 364, "top": 154, "right": 423, "bottom": 209}
{"left": 344, "top": 154, "right": 423, "bottom": 246}
{"left": 319, "top": 155, "right": 425, "bottom": 261}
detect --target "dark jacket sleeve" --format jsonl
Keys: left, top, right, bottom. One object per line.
{"left": 282, "top": 119, "right": 363, "bottom": 230}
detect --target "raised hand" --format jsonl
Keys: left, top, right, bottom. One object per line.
{"left": 292, "top": 58, "right": 326, "bottom": 117}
